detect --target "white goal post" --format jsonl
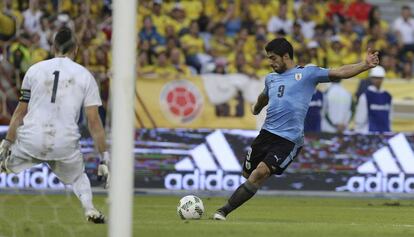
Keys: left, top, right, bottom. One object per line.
{"left": 109, "top": 0, "right": 137, "bottom": 236}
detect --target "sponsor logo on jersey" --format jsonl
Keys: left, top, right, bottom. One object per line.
{"left": 369, "top": 104, "right": 391, "bottom": 111}
{"left": 164, "top": 130, "right": 244, "bottom": 191}
{"left": 160, "top": 80, "right": 203, "bottom": 124}
{"left": 338, "top": 133, "right": 414, "bottom": 193}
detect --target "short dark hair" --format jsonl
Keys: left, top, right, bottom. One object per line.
{"left": 402, "top": 5, "right": 411, "bottom": 11}
{"left": 265, "top": 38, "right": 294, "bottom": 59}
{"left": 54, "top": 26, "right": 76, "bottom": 54}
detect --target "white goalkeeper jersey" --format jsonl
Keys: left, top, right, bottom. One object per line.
{"left": 16, "top": 57, "right": 102, "bottom": 160}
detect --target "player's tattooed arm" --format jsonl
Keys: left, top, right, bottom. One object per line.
{"left": 252, "top": 93, "right": 269, "bottom": 115}
{"left": 5, "top": 102, "right": 28, "bottom": 143}
{"left": 329, "top": 48, "right": 379, "bottom": 80}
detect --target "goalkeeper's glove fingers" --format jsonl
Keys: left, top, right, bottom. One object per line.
{"left": 98, "top": 163, "right": 110, "bottom": 189}
{"left": 98, "top": 151, "right": 110, "bottom": 189}
{"left": 0, "top": 139, "right": 12, "bottom": 161}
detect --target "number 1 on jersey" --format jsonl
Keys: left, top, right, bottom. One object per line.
{"left": 51, "top": 71, "right": 60, "bottom": 103}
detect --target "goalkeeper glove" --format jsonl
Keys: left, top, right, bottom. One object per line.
{"left": 0, "top": 139, "right": 12, "bottom": 161}
{"left": 98, "top": 151, "right": 110, "bottom": 189}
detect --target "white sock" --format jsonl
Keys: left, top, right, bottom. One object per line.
{"left": 72, "top": 173, "right": 95, "bottom": 212}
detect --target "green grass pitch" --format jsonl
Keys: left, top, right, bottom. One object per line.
{"left": 0, "top": 194, "right": 413, "bottom": 237}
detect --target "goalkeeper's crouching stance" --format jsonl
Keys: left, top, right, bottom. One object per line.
{"left": 0, "top": 26, "right": 111, "bottom": 224}
{"left": 0, "top": 124, "right": 110, "bottom": 224}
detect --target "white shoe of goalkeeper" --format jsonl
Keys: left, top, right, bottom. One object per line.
{"left": 85, "top": 209, "right": 106, "bottom": 224}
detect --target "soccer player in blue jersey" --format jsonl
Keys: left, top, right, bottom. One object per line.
{"left": 213, "top": 38, "right": 379, "bottom": 220}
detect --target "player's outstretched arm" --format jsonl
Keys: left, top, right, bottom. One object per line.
{"left": 5, "top": 102, "right": 28, "bottom": 142}
{"left": 252, "top": 93, "right": 269, "bottom": 115}
{"left": 328, "top": 48, "right": 379, "bottom": 80}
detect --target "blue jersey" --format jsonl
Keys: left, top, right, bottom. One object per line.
{"left": 304, "top": 89, "right": 323, "bottom": 132}
{"left": 262, "top": 66, "right": 330, "bottom": 145}
{"left": 366, "top": 90, "right": 392, "bottom": 132}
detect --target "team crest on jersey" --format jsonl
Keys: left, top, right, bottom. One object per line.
{"left": 160, "top": 80, "right": 203, "bottom": 124}
{"left": 294, "top": 73, "right": 302, "bottom": 81}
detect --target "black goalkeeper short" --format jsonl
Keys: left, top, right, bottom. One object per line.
{"left": 243, "top": 129, "right": 302, "bottom": 175}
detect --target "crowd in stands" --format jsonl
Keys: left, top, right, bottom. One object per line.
{"left": 136, "top": 0, "right": 414, "bottom": 81}
{"left": 1, "top": 0, "right": 414, "bottom": 126}
{"left": 0, "top": 0, "right": 112, "bottom": 124}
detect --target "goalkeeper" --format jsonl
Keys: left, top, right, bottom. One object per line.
{"left": 0, "top": 27, "right": 109, "bottom": 224}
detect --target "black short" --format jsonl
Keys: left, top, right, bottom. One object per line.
{"left": 243, "top": 129, "right": 302, "bottom": 175}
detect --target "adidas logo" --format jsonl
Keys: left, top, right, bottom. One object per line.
{"left": 340, "top": 133, "right": 414, "bottom": 193}
{"left": 0, "top": 164, "right": 64, "bottom": 189}
{"left": 164, "top": 130, "right": 245, "bottom": 191}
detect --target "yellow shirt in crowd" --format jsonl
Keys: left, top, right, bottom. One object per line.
{"left": 181, "top": 34, "right": 204, "bottom": 55}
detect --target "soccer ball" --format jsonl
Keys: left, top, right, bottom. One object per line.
{"left": 176, "top": 195, "right": 204, "bottom": 220}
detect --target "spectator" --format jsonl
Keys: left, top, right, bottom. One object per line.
{"left": 169, "top": 3, "right": 190, "bottom": 35}
{"left": 228, "top": 50, "right": 253, "bottom": 76}
{"left": 248, "top": 0, "right": 274, "bottom": 25}
{"left": 312, "top": 24, "right": 328, "bottom": 53}
{"left": 267, "top": 2, "right": 292, "bottom": 35}
{"left": 38, "top": 15, "right": 52, "bottom": 51}
{"left": 368, "top": 5, "right": 388, "bottom": 33}
{"left": 327, "top": 0, "right": 346, "bottom": 22}
{"left": 29, "top": 33, "right": 48, "bottom": 64}
{"left": 137, "top": 51, "right": 155, "bottom": 78}
{"left": 139, "top": 15, "right": 165, "bottom": 47}
{"left": 355, "top": 66, "right": 392, "bottom": 133}
{"left": 208, "top": 23, "right": 234, "bottom": 58}
{"left": 380, "top": 54, "right": 399, "bottom": 79}
{"left": 138, "top": 39, "right": 155, "bottom": 65}
{"left": 307, "top": 41, "right": 326, "bottom": 67}
{"left": 150, "top": 0, "right": 170, "bottom": 37}
{"left": 9, "top": 33, "right": 32, "bottom": 78}
{"left": 253, "top": 34, "right": 267, "bottom": 57}
{"left": 401, "top": 61, "right": 413, "bottom": 80}
{"left": 297, "top": 4, "right": 316, "bottom": 40}
{"left": 393, "top": 5, "right": 414, "bottom": 61}
{"left": 0, "top": 8, "right": 16, "bottom": 41}
{"left": 220, "top": 0, "right": 240, "bottom": 37}
{"left": 343, "top": 39, "right": 362, "bottom": 65}
{"left": 165, "top": 36, "right": 180, "bottom": 56}
{"left": 22, "top": 0, "right": 43, "bottom": 34}
{"left": 2, "top": 0, "right": 23, "bottom": 30}
{"left": 346, "top": 0, "right": 372, "bottom": 24}
{"left": 361, "top": 21, "right": 387, "bottom": 52}
{"left": 204, "top": 0, "right": 228, "bottom": 26}
{"left": 153, "top": 48, "right": 177, "bottom": 79}
{"left": 240, "top": 1, "right": 255, "bottom": 35}
{"left": 285, "top": 22, "right": 307, "bottom": 54}
{"left": 326, "top": 36, "right": 346, "bottom": 68}
{"left": 304, "top": 89, "right": 324, "bottom": 132}
{"left": 250, "top": 53, "right": 268, "bottom": 79}
{"left": 180, "top": 20, "right": 205, "bottom": 73}
{"left": 321, "top": 79, "right": 352, "bottom": 133}
{"left": 338, "top": 19, "right": 358, "bottom": 50}
{"left": 170, "top": 47, "right": 192, "bottom": 77}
